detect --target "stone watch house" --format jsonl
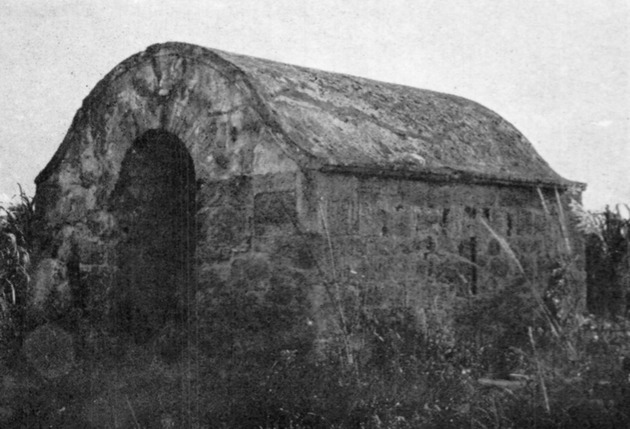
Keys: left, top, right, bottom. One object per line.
{"left": 30, "top": 42, "right": 584, "bottom": 345}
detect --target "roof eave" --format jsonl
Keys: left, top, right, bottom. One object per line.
{"left": 318, "top": 164, "right": 585, "bottom": 191}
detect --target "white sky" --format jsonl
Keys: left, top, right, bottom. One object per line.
{"left": 0, "top": 0, "right": 628, "bottom": 210}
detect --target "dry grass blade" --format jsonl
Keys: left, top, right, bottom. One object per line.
{"left": 478, "top": 217, "right": 524, "bottom": 275}
{"left": 478, "top": 378, "right": 527, "bottom": 390}
{"left": 5, "top": 279, "right": 16, "bottom": 305}
{"left": 529, "top": 326, "right": 550, "bottom": 413}
{"left": 554, "top": 187, "right": 572, "bottom": 254}
{"left": 438, "top": 250, "right": 482, "bottom": 268}
{"left": 536, "top": 187, "right": 550, "bottom": 216}
{"left": 125, "top": 395, "right": 141, "bottom": 429}
{"left": 318, "top": 199, "right": 355, "bottom": 368}
{"left": 318, "top": 199, "right": 337, "bottom": 280}
{"left": 478, "top": 217, "right": 563, "bottom": 339}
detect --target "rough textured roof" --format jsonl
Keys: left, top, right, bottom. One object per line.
{"left": 214, "top": 47, "right": 573, "bottom": 187}
{"left": 39, "top": 42, "right": 577, "bottom": 188}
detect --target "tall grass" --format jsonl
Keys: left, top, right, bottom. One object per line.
{"left": 2, "top": 185, "right": 630, "bottom": 427}
{"left": 0, "top": 185, "right": 34, "bottom": 358}
{"left": 578, "top": 203, "right": 630, "bottom": 317}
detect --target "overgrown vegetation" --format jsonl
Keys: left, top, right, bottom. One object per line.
{"left": 578, "top": 204, "right": 630, "bottom": 317}
{"left": 1, "top": 187, "right": 630, "bottom": 427}
{"left": 0, "top": 186, "right": 34, "bottom": 360}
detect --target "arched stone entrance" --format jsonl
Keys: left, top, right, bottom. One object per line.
{"left": 108, "top": 129, "right": 196, "bottom": 340}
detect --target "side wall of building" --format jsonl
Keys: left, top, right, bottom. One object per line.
{"left": 295, "top": 171, "right": 585, "bottom": 343}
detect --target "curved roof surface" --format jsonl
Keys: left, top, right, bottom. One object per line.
{"left": 40, "top": 42, "right": 577, "bottom": 188}
{"left": 212, "top": 45, "right": 572, "bottom": 187}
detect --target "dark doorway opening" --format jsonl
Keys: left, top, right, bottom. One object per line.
{"left": 109, "top": 130, "right": 196, "bottom": 341}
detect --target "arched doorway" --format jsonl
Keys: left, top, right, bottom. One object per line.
{"left": 109, "top": 130, "right": 196, "bottom": 341}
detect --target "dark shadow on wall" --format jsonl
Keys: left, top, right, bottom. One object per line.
{"left": 108, "top": 130, "right": 196, "bottom": 342}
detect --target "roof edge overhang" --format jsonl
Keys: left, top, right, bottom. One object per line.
{"left": 318, "top": 164, "right": 586, "bottom": 191}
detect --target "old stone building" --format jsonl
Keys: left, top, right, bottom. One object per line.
{"left": 31, "top": 42, "right": 584, "bottom": 345}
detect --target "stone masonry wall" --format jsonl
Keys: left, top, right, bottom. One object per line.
{"left": 196, "top": 170, "right": 302, "bottom": 288}
{"left": 190, "top": 169, "right": 585, "bottom": 355}
{"left": 296, "top": 172, "right": 584, "bottom": 344}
